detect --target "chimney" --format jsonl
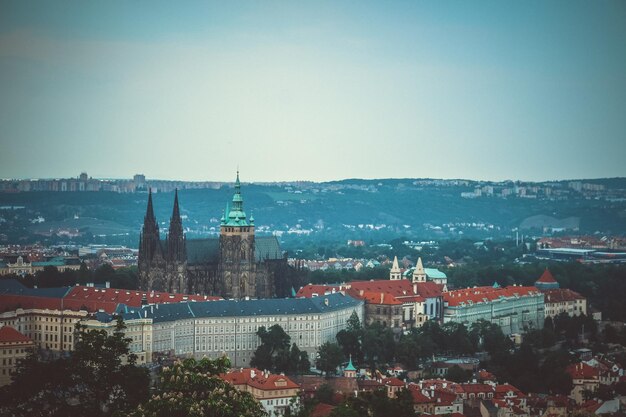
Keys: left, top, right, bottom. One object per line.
{"left": 380, "top": 293, "right": 384, "bottom": 304}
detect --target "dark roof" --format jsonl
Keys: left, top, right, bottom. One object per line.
{"left": 0, "top": 279, "right": 72, "bottom": 298}
{"left": 255, "top": 236, "right": 283, "bottom": 261}
{"left": 184, "top": 236, "right": 283, "bottom": 265}
{"left": 109, "top": 292, "right": 363, "bottom": 323}
{"left": 186, "top": 238, "right": 219, "bottom": 264}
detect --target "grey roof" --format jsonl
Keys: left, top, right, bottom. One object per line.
{"left": 111, "top": 292, "right": 363, "bottom": 323}
{"left": 186, "top": 238, "right": 219, "bottom": 265}
{"left": 184, "top": 235, "right": 283, "bottom": 265}
{"left": 255, "top": 236, "right": 283, "bottom": 261}
{"left": 0, "top": 279, "right": 72, "bottom": 298}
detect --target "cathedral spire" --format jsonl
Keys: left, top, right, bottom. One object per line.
{"left": 167, "top": 188, "right": 185, "bottom": 263}
{"left": 145, "top": 188, "right": 156, "bottom": 223}
{"left": 139, "top": 188, "right": 162, "bottom": 269}
{"left": 172, "top": 188, "right": 180, "bottom": 220}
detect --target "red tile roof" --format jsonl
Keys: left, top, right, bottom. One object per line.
{"left": 414, "top": 281, "right": 444, "bottom": 298}
{"left": 63, "top": 286, "right": 220, "bottom": 313}
{"left": 0, "top": 294, "right": 64, "bottom": 312}
{"left": 566, "top": 363, "right": 599, "bottom": 380}
{"left": 382, "top": 377, "right": 405, "bottom": 387}
{"left": 537, "top": 269, "right": 557, "bottom": 283}
{"left": 494, "top": 384, "right": 526, "bottom": 398}
{"left": 543, "top": 288, "right": 585, "bottom": 303}
{"left": 221, "top": 368, "right": 300, "bottom": 392}
{"left": 1, "top": 286, "right": 221, "bottom": 315}
{"left": 0, "top": 325, "right": 32, "bottom": 343}
{"left": 443, "top": 286, "right": 541, "bottom": 307}
{"left": 311, "top": 403, "right": 336, "bottom": 417}
{"left": 296, "top": 284, "right": 343, "bottom": 298}
{"left": 348, "top": 279, "right": 415, "bottom": 297}
{"left": 355, "top": 291, "right": 403, "bottom": 306}
{"left": 460, "top": 383, "right": 495, "bottom": 394}
{"left": 411, "top": 389, "right": 433, "bottom": 404}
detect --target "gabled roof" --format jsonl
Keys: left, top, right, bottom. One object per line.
{"left": 185, "top": 236, "right": 282, "bottom": 265}
{"left": 0, "top": 325, "right": 32, "bottom": 343}
{"left": 382, "top": 377, "right": 405, "bottom": 387}
{"left": 443, "top": 286, "right": 541, "bottom": 307}
{"left": 0, "top": 294, "right": 65, "bottom": 313}
{"left": 543, "top": 288, "right": 585, "bottom": 303}
{"left": 349, "top": 279, "right": 415, "bottom": 297}
{"left": 494, "top": 383, "right": 526, "bottom": 398}
{"left": 414, "top": 281, "right": 444, "bottom": 298}
{"left": 356, "top": 290, "right": 403, "bottom": 305}
{"left": 185, "top": 238, "right": 219, "bottom": 264}
{"left": 64, "top": 286, "right": 219, "bottom": 314}
{"left": 296, "top": 284, "right": 343, "bottom": 298}
{"left": 222, "top": 368, "right": 300, "bottom": 391}
{"left": 255, "top": 236, "right": 283, "bottom": 261}
{"left": 566, "top": 363, "right": 599, "bottom": 380}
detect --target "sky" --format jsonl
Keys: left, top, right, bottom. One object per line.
{"left": 0, "top": 1, "right": 625, "bottom": 183}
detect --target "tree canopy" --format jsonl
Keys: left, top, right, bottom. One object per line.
{"left": 0, "top": 317, "right": 149, "bottom": 417}
{"left": 250, "top": 324, "right": 310, "bottom": 374}
{"left": 127, "top": 357, "right": 266, "bottom": 417}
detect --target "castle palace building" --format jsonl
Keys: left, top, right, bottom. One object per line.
{"left": 138, "top": 173, "right": 287, "bottom": 299}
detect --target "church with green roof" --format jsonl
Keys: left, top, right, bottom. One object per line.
{"left": 138, "top": 172, "right": 288, "bottom": 299}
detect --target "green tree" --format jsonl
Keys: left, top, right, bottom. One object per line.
{"left": 445, "top": 365, "right": 472, "bottom": 383}
{"left": 250, "top": 325, "right": 309, "bottom": 374}
{"left": 316, "top": 342, "right": 344, "bottom": 376}
{"left": 0, "top": 317, "right": 149, "bottom": 417}
{"left": 128, "top": 356, "right": 266, "bottom": 417}
{"left": 315, "top": 383, "right": 335, "bottom": 404}
{"left": 362, "top": 323, "right": 396, "bottom": 365}
{"left": 78, "top": 261, "right": 91, "bottom": 285}
{"left": 336, "top": 312, "right": 363, "bottom": 363}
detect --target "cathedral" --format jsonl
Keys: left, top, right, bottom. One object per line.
{"left": 137, "top": 173, "right": 287, "bottom": 299}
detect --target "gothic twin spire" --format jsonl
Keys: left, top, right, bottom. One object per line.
{"left": 141, "top": 187, "right": 185, "bottom": 262}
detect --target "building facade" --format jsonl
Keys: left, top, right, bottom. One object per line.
{"left": 222, "top": 368, "right": 301, "bottom": 416}
{"left": 138, "top": 173, "right": 288, "bottom": 299}
{"left": 110, "top": 292, "right": 363, "bottom": 367}
{"left": 534, "top": 269, "right": 587, "bottom": 319}
{"left": 0, "top": 326, "right": 36, "bottom": 386}
{"left": 442, "top": 285, "right": 544, "bottom": 335}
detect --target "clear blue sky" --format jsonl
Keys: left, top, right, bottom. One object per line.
{"left": 1, "top": 1, "right": 625, "bottom": 182}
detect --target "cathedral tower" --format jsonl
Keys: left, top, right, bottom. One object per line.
{"left": 138, "top": 189, "right": 165, "bottom": 291}
{"left": 218, "top": 171, "right": 257, "bottom": 298}
{"left": 165, "top": 189, "right": 187, "bottom": 293}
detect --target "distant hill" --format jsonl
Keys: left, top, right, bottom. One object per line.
{"left": 0, "top": 177, "right": 625, "bottom": 246}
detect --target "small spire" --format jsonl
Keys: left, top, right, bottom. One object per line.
{"left": 390, "top": 256, "right": 401, "bottom": 280}
{"left": 392, "top": 256, "right": 400, "bottom": 271}
{"left": 345, "top": 354, "right": 356, "bottom": 371}
{"left": 172, "top": 188, "right": 180, "bottom": 219}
